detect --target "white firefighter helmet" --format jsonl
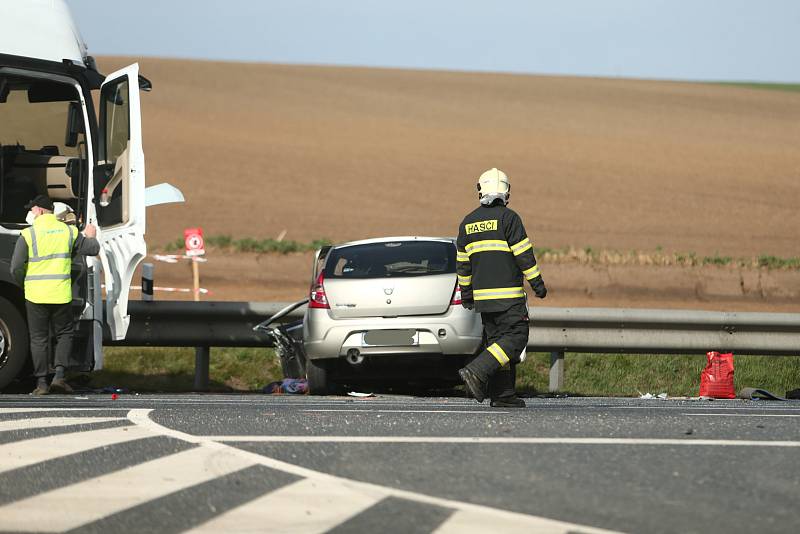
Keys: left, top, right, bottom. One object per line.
{"left": 477, "top": 168, "right": 510, "bottom": 204}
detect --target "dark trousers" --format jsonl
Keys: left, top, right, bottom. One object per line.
{"left": 469, "top": 300, "right": 529, "bottom": 398}
{"left": 25, "top": 301, "right": 73, "bottom": 378}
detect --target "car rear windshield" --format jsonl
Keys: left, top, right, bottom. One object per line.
{"left": 325, "top": 241, "right": 456, "bottom": 279}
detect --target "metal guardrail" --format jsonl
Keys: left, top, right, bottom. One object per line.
{"left": 529, "top": 307, "right": 800, "bottom": 391}
{"left": 106, "top": 301, "right": 800, "bottom": 392}
{"left": 104, "top": 301, "right": 295, "bottom": 348}
{"left": 103, "top": 301, "right": 300, "bottom": 390}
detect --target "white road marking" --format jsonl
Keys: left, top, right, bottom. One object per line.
{"left": 605, "top": 405, "right": 800, "bottom": 412}
{"left": 4, "top": 400, "right": 797, "bottom": 413}
{"left": 128, "top": 409, "right": 623, "bottom": 534}
{"left": 0, "top": 408, "right": 116, "bottom": 414}
{"left": 434, "top": 508, "right": 596, "bottom": 534}
{"left": 683, "top": 413, "right": 800, "bottom": 418}
{"left": 201, "top": 435, "right": 800, "bottom": 447}
{"left": 11, "top": 402, "right": 793, "bottom": 533}
{"left": 0, "top": 425, "right": 152, "bottom": 474}
{"left": 302, "top": 409, "right": 508, "bottom": 414}
{"left": 0, "top": 416, "right": 123, "bottom": 433}
{"left": 0, "top": 445, "right": 256, "bottom": 532}
{"left": 186, "top": 477, "right": 383, "bottom": 534}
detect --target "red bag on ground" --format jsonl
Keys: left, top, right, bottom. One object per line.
{"left": 699, "top": 351, "right": 735, "bottom": 398}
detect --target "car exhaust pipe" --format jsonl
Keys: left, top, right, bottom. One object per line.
{"left": 346, "top": 348, "right": 365, "bottom": 365}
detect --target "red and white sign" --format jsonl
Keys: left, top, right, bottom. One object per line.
{"left": 184, "top": 227, "right": 205, "bottom": 257}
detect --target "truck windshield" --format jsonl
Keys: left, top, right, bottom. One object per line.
{"left": 326, "top": 241, "right": 456, "bottom": 279}
{"left": 0, "top": 78, "right": 86, "bottom": 227}
{"left": 0, "top": 90, "right": 81, "bottom": 156}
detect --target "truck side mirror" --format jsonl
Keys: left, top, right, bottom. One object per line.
{"left": 65, "top": 101, "right": 84, "bottom": 148}
{"left": 0, "top": 78, "right": 8, "bottom": 103}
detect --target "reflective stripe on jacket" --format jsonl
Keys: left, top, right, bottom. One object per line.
{"left": 21, "top": 214, "right": 77, "bottom": 304}
{"left": 456, "top": 203, "right": 544, "bottom": 313}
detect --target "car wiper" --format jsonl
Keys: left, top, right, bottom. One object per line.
{"left": 387, "top": 265, "right": 427, "bottom": 272}
{"left": 387, "top": 265, "right": 445, "bottom": 274}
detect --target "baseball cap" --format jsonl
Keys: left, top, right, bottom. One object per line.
{"left": 24, "top": 195, "right": 55, "bottom": 212}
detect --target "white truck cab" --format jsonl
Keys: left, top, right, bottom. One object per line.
{"left": 0, "top": 0, "right": 182, "bottom": 388}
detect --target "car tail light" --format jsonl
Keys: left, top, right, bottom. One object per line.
{"left": 450, "top": 284, "right": 463, "bottom": 306}
{"left": 309, "top": 271, "right": 330, "bottom": 309}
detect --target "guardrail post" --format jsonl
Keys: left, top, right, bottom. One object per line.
{"left": 141, "top": 263, "right": 154, "bottom": 301}
{"left": 194, "top": 346, "right": 210, "bottom": 391}
{"left": 549, "top": 351, "right": 565, "bottom": 392}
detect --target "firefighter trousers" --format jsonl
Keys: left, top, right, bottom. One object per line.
{"left": 468, "top": 300, "right": 529, "bottom": 398}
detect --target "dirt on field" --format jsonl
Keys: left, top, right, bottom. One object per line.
{"left": 133, "top": 249, "right": 800, "bottom": 313}
{"left": 95, "top": 57, "right": 800, "bottom": 310}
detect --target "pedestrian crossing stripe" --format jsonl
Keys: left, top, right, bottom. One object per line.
{"left": 0, "top": 407, "right": 621, "bottom": 534}
{"left": 185, "top": 477, "right": 381, "bottom": 533}
{"left": 0, "top": 416, "right": 123, "bottom": 433}
{"left": 0, "top": 424, "right": 152, "bottom": 475}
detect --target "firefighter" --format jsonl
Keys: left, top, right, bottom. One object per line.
{"left": 456, "top": 168, "right": 547, "bottom": 407}
{"left": 10, "top": 195, "right": 100, "bottom": 395}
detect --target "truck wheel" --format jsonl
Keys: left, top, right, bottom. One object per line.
{"left": 0, "top": 297, "right": 29, "bottom": 390}
{"left": 306, "top": 358, "right": 330, "bottom": 395}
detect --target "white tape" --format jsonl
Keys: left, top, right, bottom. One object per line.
{"left": 102, "top": 285, "right": 210, "bottom": 295}
{"left": 152, "top": 254, "right": 208, "bottom": 263}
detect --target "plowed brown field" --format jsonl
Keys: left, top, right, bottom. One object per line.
{"left": 97, "top": 58, "right": 800, "bottom": 310}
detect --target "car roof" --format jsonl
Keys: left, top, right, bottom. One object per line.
{"left": 332, "top": 236, "right": 455, "bottom": 249}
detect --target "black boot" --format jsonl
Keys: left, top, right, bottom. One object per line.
{"left": 490, "top": 395, "right": 526, "bottom": 408}
{"left": 458, "top": 367, "right": 488, "bottom": 403}
{"left": 488, "top": 364, "right": 523, "bottom": 407}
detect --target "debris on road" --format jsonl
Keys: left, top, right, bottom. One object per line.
{"left": 699, "top": 351, "right": 735, "bottom": 399}
{"left": 738, "top": 388, "right": 788, "bottom": 401}
{"left": 638, "top": 392, "right": 668, "bottom": 400}
{"left": 262, "top": 378, "right": 308, "bottom": 394}
{"left": 347, "top": 391, "right": 375, "bottom": 398}
{"left": 98, "top": 386, "right": 128, "bottom": 394}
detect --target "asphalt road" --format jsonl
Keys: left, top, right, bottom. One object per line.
{"left": 0, "top": 394, "right": 798, "bottom": 533}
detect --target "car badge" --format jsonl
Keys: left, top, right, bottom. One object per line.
{"left": 384, "top": 288, "right": 394, "bottom": 295}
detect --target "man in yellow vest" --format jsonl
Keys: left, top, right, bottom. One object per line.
{"left": 10, "top": 195, "right": 99, "bottom": 395}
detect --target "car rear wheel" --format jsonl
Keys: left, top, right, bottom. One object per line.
{"left": 0, "top": 297, "right": 29, "bottom": 391}
{"left": 306, "top": 358, "right": 330, "bottom": 395}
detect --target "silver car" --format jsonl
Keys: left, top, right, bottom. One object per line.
{"left": 303, "top": 237, "right": 482, "bottom": 394}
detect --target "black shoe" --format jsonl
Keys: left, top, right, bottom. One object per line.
{"left": 31, "top": 385, "right": 49, "bottom": 396}
{"left": 458, "top": 367, "right": 487, "bottom": 403}
{"left": 49, "top": 378, "right": 74, "bottom": 394}
{"left": 490, "top": 395, "right": 526, "bottom": 408}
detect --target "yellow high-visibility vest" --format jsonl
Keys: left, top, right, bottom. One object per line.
{"left": 21, "top": 214, "right": 77, "bottom": 304}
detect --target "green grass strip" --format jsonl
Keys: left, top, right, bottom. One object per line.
{"left": 535, "top": 246, "right": 800, "bottom": 271}
{"left": 94, "top": 347, "right": 800, "bottom": 397}
{"left": 712, "top": 82, "right": 800, "bottom": 94}
{"left": 160, "top": 237, "right": 800, "bottom": 270}
{"left": 518, "top": 352, "right": 800, "bottom": 397}
{"left": 93, "top": 347, "right": 283, "bottom": 392}
{"left": 163, "top": 235, "right": 332, "bottom": 255}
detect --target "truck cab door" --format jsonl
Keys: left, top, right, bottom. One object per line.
{"left": 96, "top": 64, "right": 146, "bottom": 340}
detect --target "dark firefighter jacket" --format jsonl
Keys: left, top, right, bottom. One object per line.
{"left": 456, "top": 203, "right": 546, "bottom": 313}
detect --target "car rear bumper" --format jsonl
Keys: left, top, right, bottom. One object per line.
{"left": 321, "top": 353, "right": 469, "bottom": 385}
{"left": 303, "top": 307, "right": 482, "bottom": 361}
